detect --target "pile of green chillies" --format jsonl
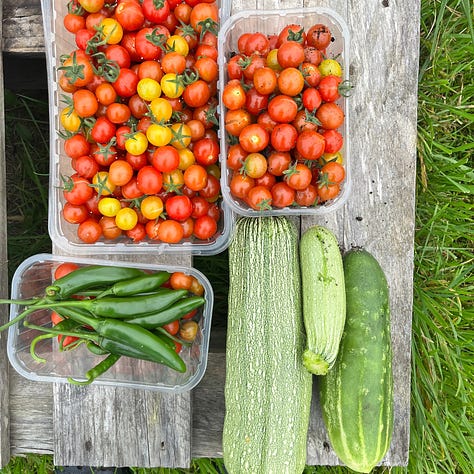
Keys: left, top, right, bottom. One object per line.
{"left": 0, "top": 264, "right": 206, "bottom": 385}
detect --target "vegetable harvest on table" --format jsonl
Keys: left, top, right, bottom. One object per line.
{"left": 223, "top": 216, "right": 394, "bottom": 474}
{"left": 0, "top": 262, "right": 206, "bottom": 385}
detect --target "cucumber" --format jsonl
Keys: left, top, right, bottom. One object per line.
{"left": 300, "top": 225, "right": 345, "bottom": 375}
{"left": 223, "top": 216, "right": 312, "bottom": 474}
{"left": 320, "top": 248, "right": 394, "bottom": 473}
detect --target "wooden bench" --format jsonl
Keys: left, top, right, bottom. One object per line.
{"left": 0, "top": 0, "right": 420, "bottom": 468}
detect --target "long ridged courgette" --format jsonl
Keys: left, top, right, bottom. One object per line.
{"left": 223, "top": 216, "right": 312, "bottom": 474}
{"left": 300, "top": 225, "right": 346, "bottom": 375}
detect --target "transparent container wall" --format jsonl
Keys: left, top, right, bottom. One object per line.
{"left": 218, "top": 8, "right": 351, "bottom": 217}
{"left": 41, "top": 0, "right": 233, "bottom": 255}
{"left": 7, "top": 254, "right": 214, "bottom": 393}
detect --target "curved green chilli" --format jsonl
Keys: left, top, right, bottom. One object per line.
{"left": 320, "top": 249, "right": 393, "bottom": 473}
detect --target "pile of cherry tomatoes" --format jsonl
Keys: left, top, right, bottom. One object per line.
{"left": 222, "top": 22, "right": 349, "bottom": 211}
{"left": 58, "top": 0, "right": 223, "bottom": 244}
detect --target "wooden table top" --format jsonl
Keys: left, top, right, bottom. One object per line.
{"left": 0, "top": 0, "right": 420, "bottom": 469}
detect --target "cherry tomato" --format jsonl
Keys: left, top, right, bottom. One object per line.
{"left": 239, "top": 124, "right": 269, "bottom": 153}
{"left": 296, "top": 129, "right": 326, "bottom": 160}
{"left": 54, "top": 262, "right": 80, "bottom": 280}
{"left": 307, "top": 24, "right": 332, "bottom": 50}
{"left": 157, "top": 219, "right": 184, "bottom": 243}
{"left": 193, "top": 215, "right": 217, "bottom": 240}
{"left": 246, "top": 185, "right": 273, "bottom": 211}
{"left": 316, "top": 102, "right": 345, "bottom": 130}
{"left": 63, "top": 174, "right": 94, "bottom": 205}
{"left": 77, "top": 217, "right": 102, "bottom": 243}
{"left": 184, "top": 164, "right": 208, "bottom": 191}
{"left": 193, "top": 138, "right": 219, "bottom": 166}
{"left": 271, "top": 181, "right": 295, "bottom": 208}
{"left": 267, "top": 95, "right": 298, "bottom": 123}
{"left": 271, "top": 123, "right": 298, "bottom": 152}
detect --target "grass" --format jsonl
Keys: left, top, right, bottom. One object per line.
{"left": 1, "top": 0, "right": 473, "bottom": 472}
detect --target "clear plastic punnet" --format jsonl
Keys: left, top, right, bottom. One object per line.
{"left": 40, "top": 0, "right": 233, "bottom": 255}
{"left": 7, "top": 254, "right": 214, "bottom": 393}
{"left": 218, "top": 8, "right": 351, "bottom": 216}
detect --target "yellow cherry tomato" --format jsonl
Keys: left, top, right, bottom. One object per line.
{"left": 98, "top": 197, "right": 122, "bottom": 217}
{"left": 60, "top": 107, "right": 81, "bottom": 132}
{"left": 166, "top": 35, "right": 190, "bottom": 57}
{"left": 140, "top": 195, "right": 164, "bottom": 220}
{"left": 319, "top": 59, "right": 343, "bottom": 77}
{"left": 178, "top": 148, "right": 196, "bottom": 170}
{"left": 79, "top": 0, "right": 105, "bottom": 13}
{"left": 137, "top": 78, "right": 162, "bottom": 101}
{"left": 319, "top": 151, "right": 344, "bottom": 165}
{"left": 149, "top": 97, "right": 173, "bottom": 122}
{"left": 169, "top": 122, "right": 192, "bottom": 150}
{"left": 161, "top": 73, "right": 184, "bottom": 99}
{"left": 162, "top": 169, "right": 184, "bottom": 192}
{"left": 266, "top": 49, "right": 282, "bottom": 71}
{"left": 92, "top": 171, "right": 116, "bottom": 197}
{"left": 125, "top": 131, "right": 148, "bottom": 155}
{"left": 146, "top": 123, "right": 172, "bottom": 147}
{"left": 100, "top": 18, "right": 123, "bottom": 45}
{"left": 115, "top": 207, "right": 138, "bottom": 231}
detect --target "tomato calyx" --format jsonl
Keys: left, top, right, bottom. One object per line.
{"left": 145, "top": 29, "right": 169, "bottom": 52}
{"left": 181, "top": 69, "right": 200, "bottom": 85}
{"left": 285, "top": 27, "right": 305, "bottom": 44}
{"left": 58, "top": 52, "right": 86, "bottom": 85}
{"left": 170, "top": 122, "right": 192, "bottom": 148}
{"left": 318, "top": 171, "right": 336, "bottom": 189}
{"left": 93, "top": 137, "right": 117, "bottom": 164}
{"left": 282, "top": 162, "right": 301, "bottom": 179}
{"left": 303, "top": 109, "right": 321, "bottom": 126}
{"left": 92, "top": 52, "right": 120, "bottom": 82}
{"left": 338, "top": 80, "right": 354, "bottom": 98}
{"left": 90, "top": 172, "right": 114, "bottom": 197}
{"left": 67, "top": 0, "right": 84, "bottom": 15}
{"left": 197, "top": 18, "right": 219, "bottom": 42}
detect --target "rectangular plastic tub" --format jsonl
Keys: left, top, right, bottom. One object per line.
{"left": 7, "top": 254, "right": 214, "bottom": 393}
{"left": 40, "top": 0, "right": 233, "bottom": 255}
{"left": 218, "top": 8, "right": 351, "bottom": 216}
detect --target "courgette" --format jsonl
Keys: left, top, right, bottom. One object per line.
{"left": 223, "top": 216, "right": 312, "bottom": 474}
{"left": 320, "top": 248, "right": 393, "bottom": 473}
{"left": 300, "top": 225, "right": 345, "bottom": 375}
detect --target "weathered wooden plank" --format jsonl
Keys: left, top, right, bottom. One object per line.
{"left": 300, "top": 0, "right": 419, "bottom": 468}
{"left": 0, "top": 0, "right": 12, "bottom": 466}
{"left": 2, "top": 0, "right": 44, "bottom": 54}
{"left": 9, "top": 373, "right": 53, "bottom": 455}
{"left": 51, "top": 251, "right": 193, "bottom": 468}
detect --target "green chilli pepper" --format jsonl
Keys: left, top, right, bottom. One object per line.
{"left": 45, "top": 265, "right": 146, "bottom": 299}
{"left": 68, "top": 353, "right": 121, "bottom": 386}
{"left": 28, "top": 289, "right": 188, "bottom": 319}
{"left": 126, "top": 296, "right": 205, "bottom": 329}
{"left": 95, "top": 271, "right": 171, "bottom": 299}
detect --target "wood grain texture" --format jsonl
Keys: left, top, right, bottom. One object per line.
{"left": 0, "top": 0, "right": 420, "bottom": 468}
{"left": 2, "top": 0, "right": 44, "bottom": 54}
{"left": 0, "top": 0, "right": 11, "bottom": 466}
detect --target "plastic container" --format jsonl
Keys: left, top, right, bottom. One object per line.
{"left": 218, "top": 8, "right": 351, "bottom": 216}
{"left": 7, "top": 254, "right": 214, "bottom": 393}
{"left": 40, "top": 0, "right": 233, "bottom": 255}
